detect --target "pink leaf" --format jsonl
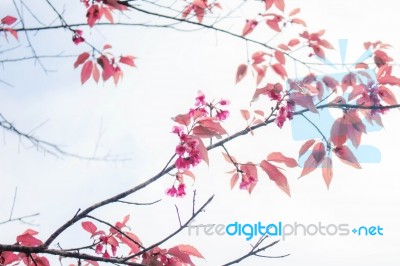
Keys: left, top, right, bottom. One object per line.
{"left": 300, "top": 142, "right": 325, "bottom": 177}
{"left": 81, "top": 60, "right": 93, "bottom": 84}
{"left": 274, "top": 50, "right": 285, "bottom": 65}
{"left": 299, "top": 139, "right": 316, "bottom": 158}
{"left": 195, "top": 137, "right": 209, "bottom": 165}
{"left": 322, "top": 156, "right": 333, "bottom": 189}
{"left": 16, "top": 230, "right": 43, "bottom": 247}
{"left": 240, "top": 109, "right": 250, "bottom": 121}
{"left": 236, "top": 64, "right": 248, "bottom": 83}
{"left": 230, "top": 173, "right": 239, "bottom": 189}
{"left": 74, "top": 52, "right": 90, "bottom": 68}
{"left": 291, "top": 18, "right": 306, "bottom": 27}
{"left": 334, "top": 145, "right": 361, "bottom": 169}
{"left": 271, "top": 63, "right": 287, "bottom": 79}
{"left": 119, "top": 55, "right": 136, "bottom": 67}
{"left": 260, "top": 160, "right": 290, "bottom": 196}
{"left": 267, "top": 152, "right": 297, "bottom": 167}
{"left": 289, "top": 8, "right": 300, "bottom": 16}
{"left": 288, "top": 39, "right": 300, "bottom": 47}
{"left": 82, "top": 221, "right": 97, "bottom": 236}
{"left": 378, "top": 85, "right": 397, "bottom": 105}
{"left": 242, "top": 19, "right": 258, "bottom": 36}
{"left": 1, "top": 15, "right": 17, "bottom": 25}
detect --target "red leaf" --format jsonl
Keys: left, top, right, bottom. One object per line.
{"left": 252, "top": 64, "right": 267, "bottom": 85}
{"left": 300, "top": 142, "right": 325, "bottom": 177}
{"left": 288, "top": 38, "right": 300, "bottom": 47}
{"left": 342, "top": 72, "right": 357, "bottom": 91}
{"left": 267, "top": 152, "right": 297, "bottom": 167}
{"left": 1, "top": 15, "right": 17, "bottom": 25}
{"left": 322, "top": 157, "right": 333, "bottom": 189}
{"left": 194, "top": 118, "right": 227, "bottom": 137}
{"left": 278, "top": 43, "right": 290, "bottom": 51}
{"left": 378, "top": 85, "right": 397, "bottom": 105}
{"left": 1, "top": 251, "right": 19, "bottom": 265}
{"left": 274, "top": 50, "right": 285, "bottom": 65}
{"left": 274, "top": 0, "right": 285, "bottom": 11}
{"left": 194, "top": 5, "right": 206, "bottom": 23}
{"left": 173, "top": 113, "right": 191, "bottom": 126}
{"left": 81, "top": 60, "right": 93, "bottom": 84}
{"left": 322, "top": 76, "right": 339, "bottom": 90}
{"left": 195, "top": 137, "right": 209, "bottom": 165}
{"left": 16, "top": 230, "right": 43, "bottom": 247}
{"left": 291, "top": 18, "right": 306, "bottom": 27}
{"left": 242, "top": 19, "right": 258, "bottom": 36}
{"left": 334, "top": 145, "right": 361, "bottom": 169}
{"left": 271, "top": 63, "right": 287, "bottom": 79}
{"left": 222, "top": 152, "right": 237, "bottom": 164}
{"left": 82, "top": 221, "right": 97, "bottom": 236}
{"left": 74, "top": 52, "right": 90, "bottom": 68}
{"left": 236, "top": 64, "right": 248, "bottom": 83}
{"left": 312, "top": 45, "right": 325, "bottom": 59}
{"left": 119, "top": 232, "right": 142, "bottom": 254}
{"left": 230, "top": 172, "right": 239, "bottom": 189}
{"left": 102, "top": 7, "right": 114, "bottom": 23}
{"left": 289, "top": 92, "right": 318, "bottom": 113}
{"left": 92, "top": 63, "right": 100, "bottom": 83}
{"left": 87, "top": 5, "right": 101, "bottom": 27}
{"left": 298, "top": 139, "right": 315, "bottom": 158}
{"left": 240, "top": 163, "right": 258, "bottom": 179}
{"left": 355, "top": 63, "right": 368, "bottom": 69}
{"left": 289, "top": 8, "right": 300, "bottom": 16}
{"left": 240, "top": 109, "right": 250, "bottom": 121}
{"left": 260, "top": 160, "right": 290, "bottom": 196}
{"left": 5, "top": 28, "right": 18, "bottom": 40}
{"left": 119, "top": 55, "right": 136, "bottom": 67}
{"left": 168, "top": 244, "right": 203, "bottom": 266}
{"left": 330, "top": 117, "right": 347, "bottom": 147}
{"left": 266, "top": 17, "right": 281, "bottom": 32}
{"left": 103, "top": 44, "right": 112, "bottom": 50}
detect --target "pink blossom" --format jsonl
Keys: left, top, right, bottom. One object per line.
{"left": 216, "top": 110, "right": 229, "bottom": 121}
{"left": 175, "top": 145, "right": 186, "bottom": 156}
{"left": 195, "top": 90, "right": 206, "bottom": 106}
{"left": 219, "top": 99, "right": 230, "bottom": 105}
{"left": 177, "top": 183, "right": 186, "bottom": 197}
{"left": 166, "top": 186, "right": 177, "bottom": 197}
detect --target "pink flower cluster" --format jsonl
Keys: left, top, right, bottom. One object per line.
{"left": 239, "top": 175, "right": 257, "bottom": 190}
{"left": 172, "top": 126, "right": 202, "bottom": 170}
{"left": 368, "top": 83, "right": 381, "bottom": 115}
{"left": 72, "top": 29, "right": 85, "bottom": 45}
{"left": 268, "top": 83, "right": 283, "bottom": 101}
{"left": 165, "top": 183, "right": 186, "bottom": 197}
{"left": 191, "top": 91, "right": 230, "bottom": 121}
{"left": 275, "top": 100, "right": 295, "bottom": 128}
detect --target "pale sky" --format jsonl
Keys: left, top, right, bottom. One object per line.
{"left": 1, "top": 0, "right": 400, "bottom": 265}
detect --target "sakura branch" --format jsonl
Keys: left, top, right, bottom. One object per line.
{"left": 222, "top": 236, "right": 289, "bottom": 266}
{"left": 0, "top": 113, "right": 130, "bottom": 161}
{"left": 0, "top": 188, "right": 39, "bottom": 226}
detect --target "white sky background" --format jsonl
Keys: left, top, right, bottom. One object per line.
{"left": 1, "top": 0, "right": 400, "bottom": 265}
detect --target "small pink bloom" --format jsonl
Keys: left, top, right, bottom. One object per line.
{"left": 195, "top": 90, "right": 206, "bottom": 106}
{"left": 177, "top": 183, "right": 186, "bottom": 197}
{"left": 219, "top": 99, "right": 230, "bottom": 105}
{"left": 175, "top": 157, "right": 190, "bottom": 170}
{"left": 216, "top": 110, "right": 229, "bottom": 121}
{"left": 166, "top": 186, "right": 177, "bottom": 197}
{"left": 171, "top": 125, "right": 183, "bottom": 135}
{"left": 175, "top": 145, "right": 186, "bottom": 156}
